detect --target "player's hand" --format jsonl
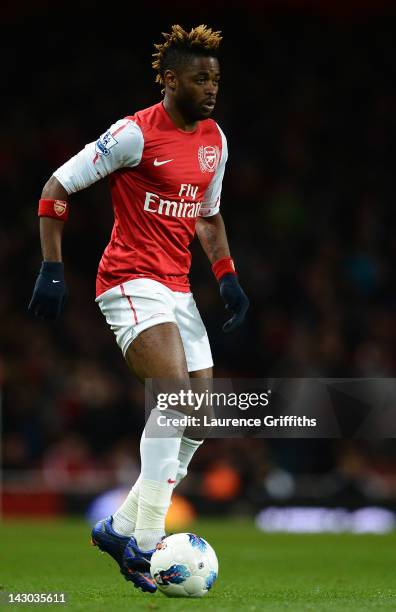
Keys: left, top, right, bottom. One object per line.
{"left": 28, "top": 261, "right": 68, "bottom": 320}
{"left": 219, "top": 273, "right": 249, "bottom": 333}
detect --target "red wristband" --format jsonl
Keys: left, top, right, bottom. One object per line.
{"left": 212, "top": 257, "right": 237, "bottom": 282}
{"left": 38, "top": 199, "right": 69, "bottom": 221}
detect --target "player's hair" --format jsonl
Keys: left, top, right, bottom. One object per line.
{"left": 152, "top": 24, "right": 222, "bottom": 86}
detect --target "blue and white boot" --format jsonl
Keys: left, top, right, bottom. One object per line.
{"left": 122, "top": 536, "right": 157, "bottom": 592}
{"left": 91, "top": 517, "right": 157, "bottom": 593}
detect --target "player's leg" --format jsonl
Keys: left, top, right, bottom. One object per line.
{"left": 112, "top": 366, "right": 213, "bottom": 540}
{"left": 93, "top": 322, "right": 190, "bottom": 592}
{"left": 176, "top": 366, "right": 212, "bottom": 486}
{"left": 93, "top": 281, "right": 212, "bottom": 591}
{"left": 112, "top": 285, "right": 213, "bottom": 542}
{"left": 112, "top": 366, "right": 212, "bottom": 538}
{"left": 123, "top": 322, "right": 191, "bottom": 551}
{"left": 93, "top": 281, "right": 190, "bottom": 591}
{"left": 171, "top": 290, "right": 214, "bottom": 490}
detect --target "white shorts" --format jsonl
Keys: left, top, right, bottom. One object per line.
{"left": 95, "top": 278, "right": 213, "bottom": 372}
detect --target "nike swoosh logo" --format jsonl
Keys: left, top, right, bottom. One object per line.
{"left": 52, "top": 280, "right": 61, "bottom": 283}
{"left": 153, "top": 158, "right": 173, "bottom": 166}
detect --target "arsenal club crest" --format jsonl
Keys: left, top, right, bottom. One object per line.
{"left": 53, "top": 200, "right": 67, "bottom": 216}
{"left": 198, "top": 145, "right": 220, "bottom": 173}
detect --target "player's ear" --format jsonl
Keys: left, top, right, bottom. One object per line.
{"left": 164, "top": 69, "right": 177, "bottom": 91}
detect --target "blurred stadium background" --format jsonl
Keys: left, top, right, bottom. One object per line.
{"left": 2, "top": 0, "right": 396, "bottom": 532}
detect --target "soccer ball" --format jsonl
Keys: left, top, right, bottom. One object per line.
{"left": 150, "top": 532, "right": 218, "bottom": 597}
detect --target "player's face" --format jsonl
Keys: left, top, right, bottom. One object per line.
{"left": 175, "top": 56, "right": 220, "bottom": 121}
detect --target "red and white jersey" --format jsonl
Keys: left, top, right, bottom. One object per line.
{"left": 54, "top": 102, "right": 228, "bottom": 297}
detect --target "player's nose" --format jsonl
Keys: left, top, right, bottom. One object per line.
{"left": 204, "top": 82, "right": 217, "bottom": 96}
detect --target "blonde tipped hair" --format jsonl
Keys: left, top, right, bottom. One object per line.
{"left": 152, "top": 24, "right": 222, "bottom": 86}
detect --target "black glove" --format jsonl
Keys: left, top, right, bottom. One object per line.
{"left": 219, "top": 273, "right": 249, "bottom": 333}
{"left": 28, "top": 261, "right": 67, "bottom": 320}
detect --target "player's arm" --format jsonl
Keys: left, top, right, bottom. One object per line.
{"left": 195, "top": 212, "right": 230, "bottom": 263}
{"left": 196, "top": 129, "right": 249, "bottom": 333}
{"left": 28, "top": 120, "right": 144, "bottom": 320}
{"left": 39, "top": 177, "right": 68, "bottom": 262}
{"left": 196, "top": 213, "right": 249, "bottom": 333}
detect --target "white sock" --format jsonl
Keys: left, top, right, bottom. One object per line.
{"left": 112, "top": 476, "right": 141, "bottom": 536}
{"left": 175, "top": 436, "right": 203, "bottom": 486}
{"left": 134, "top": 408, "right": 184, "bottom": 550}
{"left": 111, "top": 436, "right": 204, "bottom": 538}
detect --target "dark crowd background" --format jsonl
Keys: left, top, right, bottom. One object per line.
{"left": 2, "top": 0, "right": 396, "bottom": 517}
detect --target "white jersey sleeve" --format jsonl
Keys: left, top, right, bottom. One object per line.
{"left": 53, "top": 119, "right": 144, "bottom": 195}
{"left": 199, "top": 124, "right": 228, "bottom": 217}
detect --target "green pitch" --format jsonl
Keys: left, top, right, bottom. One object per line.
{"left": 0, "top": 518, "right": 395, "bottom": 611}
